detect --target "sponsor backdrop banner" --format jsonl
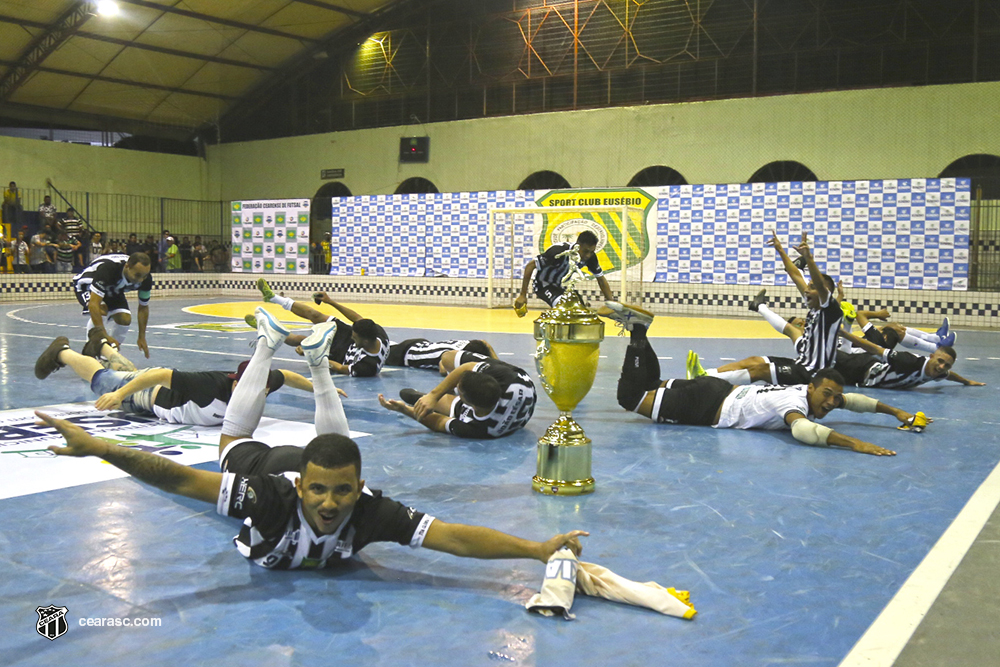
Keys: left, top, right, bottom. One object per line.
{"left": 325, "top": 177, "right": 970, "bottom": 290}
{"left": 0, "top": 403, "right": 367, "bottom": 500}
{"left": 230, "top": 199, "right": 311, "bottom": 274}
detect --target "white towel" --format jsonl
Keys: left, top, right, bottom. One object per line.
{"left": 576, "top": 561, "right": 697, "bottom": 619}
{"left": 525, "top": 547, "right": 578, "bottom": 620}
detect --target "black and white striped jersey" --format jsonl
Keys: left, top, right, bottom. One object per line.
{"left": 446, "top": 354, "right": 536, "bottom": 439}
{"left": 400, "top": 339, "right": 475, "bottom": 370}
{"left": 850, "top": 351, "right": 942, "bottom": 389}
{"left": 532, "top": 243, "right": 603, "bottom": 292}
{"left": 72, "top": 254, "right": 152, "bottom": 304}
{"left": 327, "top": 318, "right": 390, "bottom": 377}
{"left": 793, "top": 293, "right": 843, "bottom": 372}
{"left": 216, "top": 472, "right": 434, "bottom": 570}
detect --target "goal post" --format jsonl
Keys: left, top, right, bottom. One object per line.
{"left": 487, "top": 205, "right": 647, "bottom": 309}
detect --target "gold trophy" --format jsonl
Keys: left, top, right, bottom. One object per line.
{"left": 532, "top": 247, "right": 605, "bottom": 495}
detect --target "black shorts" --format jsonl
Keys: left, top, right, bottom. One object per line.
{"left": 75, "top": 288, "right": 129, "bottom": 315}
{"left": 834, "top": 350, "right": 876, "bottom": 386}
{"left": 386, "top": 338, "right": 427, "bottom": 367}
{"left": 653, "top": 376, "right": 733, "bottom": 426}
{"left": 862, "top": 325, "right": 900, "bottom": 351}
{"left": 221, "top": 440, "right": 304, "bottom": 476}
{"left": 535, "top": 283, "right": 564, "bottom": 307}
{"left": 324, "top": 316, "right": 354, "bottom": 364}
{"left": 763, "top": 356, "right": 814, "bottom": 386}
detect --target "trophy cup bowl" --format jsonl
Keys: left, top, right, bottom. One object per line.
{"left": 532, "top": 290, "right": 604, "bottom": 495}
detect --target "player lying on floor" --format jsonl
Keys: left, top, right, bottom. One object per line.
{"left": 249, "top": 279, "right": 389, "bottom": 377}
{"left": 378, "top": 351, "right": 536, "bottom": 439}
{"left": 618, "top": 321, "right": 923, "bottom": 456}
{"left": 834, "top": 331, "right": 984, "bottom": 389}
{"left": 34, "top": 327, "right": 332, "bottom": 426}
{"left": 386, "top": 338, "right": 497, "bottom": 375}
{"left": 38, "top": 307, "right": 586, "bottom": 571}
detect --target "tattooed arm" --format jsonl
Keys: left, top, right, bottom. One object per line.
{"left": 36, "top": 411, "right": 221, "bottom": 503}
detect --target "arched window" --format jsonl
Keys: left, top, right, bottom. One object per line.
{"left": 518, "top": 170, "right": 571, "bottom": 190}
{"left": 939, "top": 154, "right": 1000, "bottom": 199}
{"left": 311, "top": 182, "right": 352, "bottom": 221}
{"left": 747, "top": 161, "right": 818, "bottom": 183}
{"left": 395, "top": 177, "right": 439, "bottom": 194}
{"left": 627, "top": 166, "right": 688, "bottom": 187}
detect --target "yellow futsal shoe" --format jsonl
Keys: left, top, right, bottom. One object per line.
{"left": 686, "top": 350, "right": 707, "bottom": 380}
{"left": 244, "top": 313, "right": 257, "bottom": 329}
{"left": 257, "top": 277, "right": 275, "bottom": 302}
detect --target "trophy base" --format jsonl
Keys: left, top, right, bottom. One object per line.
{"left": 532, "top": 415, "right": 595, "bottom": 496}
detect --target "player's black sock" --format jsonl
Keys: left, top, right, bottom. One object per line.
{"left": 629, "top": 323, "right": 648, "bottom": 346}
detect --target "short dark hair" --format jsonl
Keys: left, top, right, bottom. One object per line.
{"left": 463, "top": 339, "right": 492, "bottom": 357}
{"left": 127, "top": 252, "right": 151, "bottom": 267}
{"left": 301, "top": 433, "right": 361, "bottom": 476}
{"left": 577, "top": 231, "right": 598, "bottom": 246}
{"left": 351, "top": 318, "right": 379, "bottom": 342}
{"left": 458, "top": 372, "right": 502, "bottom": 410}
{"left": 810, "top": 368, "right": 845, "bottom": 387}
{"left": 936, "top": 344, "right": 957, "bottom": 361}
{"left": 820, "top": 274, "right": 835, "bottom": 291}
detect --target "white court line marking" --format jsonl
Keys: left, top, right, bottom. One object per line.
{"left": 965, "top": 357, "right": 980, "bottom": 360}
{"left": 988, "top": 357, "right": 1000, "bottom": 360}
{"left": 838, "top": 458, "right": 1000, "bottom": 667}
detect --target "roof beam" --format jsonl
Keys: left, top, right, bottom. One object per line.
{"left": 0, "top": 100, "right": 196, "bottom": 141}
{"left": 0, "top": 58, "right": 235, "bottom": 100}
{"left": 293, "top": 0, "right": 371, "bottom": 19}
{"left": 119, "top": 0, "right": 318, "bottom": 43}
{"left": 0, "top": 2, "right": 92, "bottom": 103}
{"left": 0, "top": 14, "right": 272, "bottom": 71}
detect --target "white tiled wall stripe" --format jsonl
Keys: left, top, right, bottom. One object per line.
{"left": 1, "top": 273, "right": 997, "bottom": 328}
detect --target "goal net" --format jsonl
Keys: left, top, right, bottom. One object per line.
{"left": 487, "top": 205, "right": 648, "bottom": 309}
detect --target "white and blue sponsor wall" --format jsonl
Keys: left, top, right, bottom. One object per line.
{"left": 326, "top": 177, "right": 970, "bottom": 291}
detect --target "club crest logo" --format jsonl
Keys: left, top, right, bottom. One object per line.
{"left": 36, "top": 605, "right": 68, "bottom": 640}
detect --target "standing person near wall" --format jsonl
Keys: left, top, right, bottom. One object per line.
{"left": 3, "top": 181, "right": 21, "bottom": 228}
{"left": 54, "top": 231, "right": 80, "bottom": 273}
{"left": 165, "top": 236, "right": 182, "bottom": 272}
{"left": 38, "top": 196, "right": 58, "bottom": 233}
{"left": 180, "top": 236, "right": 193, "bottom": 271}
{"left": 88, "top": 232, "right": 104, "bottom": 263}
{"left": 192, "top": 236, "right": 207, "bottom": 271}
{"left": 12, "top": 229, "right": 29, "bottom": 273}
{"left": 157, "top": 229, "right": 171, "bottom": 272}
{"left": 29, "top": 228, "right": 53, "bottom": 273}
{"left": 125, "top": 233, "right": 142, "bottom": 256}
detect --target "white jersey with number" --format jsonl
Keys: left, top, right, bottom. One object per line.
{"left": 715, "top": 384, "right": 809, "bottom": 431}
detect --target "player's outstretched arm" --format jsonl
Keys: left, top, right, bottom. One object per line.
{"left": 422, "top": 519, "right": 588, "bottom": 562}
{"left": 795, "top": 232, "right": 831, "bottom": 304}
{"left": 37, "top": 411, "right": 222, "bottom": 502}
{"left": 786, "top": 412, "right": 895, "bottom": 456}
{"left": 947, "top": 371, "right": 986, "bottom": 386}
{"left": 840, "top": 392, "right": 921, "bottom": 427}
{"left": 94, "top": 367, "right": 172, "bottom": 410}
{"left": 596, "top": 275, "right": 615, "bottom": 301}
{"left": 768, "top": 232, "right": 809, "bottom": 297}
{"left": 377, "top": 394, "right": 449, "bottom": 433}
{"left": 514, "top": 259, "right": 536, "bottom": 309}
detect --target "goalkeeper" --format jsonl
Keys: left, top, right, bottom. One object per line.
{"left": 514, "top": 231, "right": 615, "bottom": 313}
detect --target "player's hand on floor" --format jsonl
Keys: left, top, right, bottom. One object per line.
{"left": 539, "top": 530, "right": 589, "bottom": 561}
{"left": 94, "top": 391, "right": 124, "bottom": 411}
{"left": 36, "top": 411, "right": 107, "bottom": 457}
{"left": 853, "top": 441, "right": 895, "bottom": 456}
{"left": 377, "top": 394, "right": 407, "bottom": 413}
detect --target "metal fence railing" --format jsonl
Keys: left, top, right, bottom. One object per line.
{"left": 971, "top": 192, "right": 1000, "bottom": 291}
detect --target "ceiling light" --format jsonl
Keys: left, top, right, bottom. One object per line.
{"left": 95, "top": 1, "right": 120, "bottom": 17}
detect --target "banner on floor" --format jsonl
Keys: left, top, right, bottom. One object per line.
{"left": 0, "top": 403, "right": 368, "bottom": 500}
{"left": 230, "top": 199, "right": 311, "bottom": 274}
{"left": 322, "top": 178, "right": 970, "bottom": 290}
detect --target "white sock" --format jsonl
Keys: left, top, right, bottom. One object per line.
{"left": 108, "top": 320, "right": 129, "bottom": 345}
{"left": 707, "top": 368, "right": 752, "bottom": 384}
{"left": 271, "top": 294, "right": 294, "bottom": 310}
{"left": 309, "top": 365, "right": 350, "bottom": 437}
{"left": 900, "top": 332, "right": 938, "bottom": 354}
{"left": 221, "top": 342, "right": 276, "bottom": 439}
{"left": 904, "top": 327, "right": 940, "bottom": 343}
{"left": 758, "top": 305, "right": 790, "bottom": 336}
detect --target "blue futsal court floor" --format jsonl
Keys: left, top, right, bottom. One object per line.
{"left": 1, "top": 297, "right": 998, "bottom": 666}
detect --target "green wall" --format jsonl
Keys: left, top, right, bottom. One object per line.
{"left": 0, "top": 134, "right": 209, "bottom": 199}
{"left": 207, "top": 81, "right": 1000, "bottom": 202}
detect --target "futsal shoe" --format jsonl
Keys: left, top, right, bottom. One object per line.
{"left": 686, "top": 350, "right": 707, "bottom": 380}
{"left": 82, "top": 327, "right": 114, "bottom": 359}
{"left": 35, "top": 336, "right": 70, "bottom": 380}
{"left": 597, "top": 301, "right": 654, "bottom": 331}
{"left": 749, "top": 289, "right": 767, "bottom": 313}
{"left": 936, "top": 317, "right": 950, "bottom": 339}
{"left": 301, "top": 321, "right": 337, "bottom": 367}
{"left": 939, "top": 331, "right": 957, "bottom": 348}
{"left": 256, "top": 277, "right": 275, "bottom": 302}
{"left": 244, "top": 313, "right": 257, "bottom": 329}
{"left": 254, "top": 306, "right": 290, "bottom": 351}
{"left": 399, "top": 388, "right": 425, "bottom": 405}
